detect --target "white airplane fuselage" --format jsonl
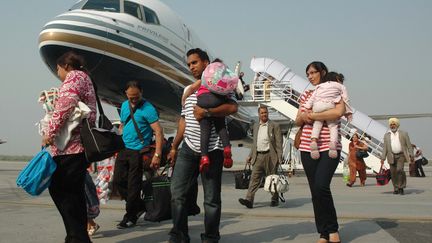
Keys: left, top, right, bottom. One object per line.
{"left": 39, "top": 0, "right": 250, "bottom": 139}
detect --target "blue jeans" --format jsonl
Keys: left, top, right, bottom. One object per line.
{"left": 170, "top": 143, "right": 223, "bottom": 243}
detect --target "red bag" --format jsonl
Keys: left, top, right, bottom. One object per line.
{"left": 375, "top": 165, "right": 391, "bottom": 186}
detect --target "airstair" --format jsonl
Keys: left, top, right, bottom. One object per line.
{"left": 237, "top": 57, "right": 389, "bottom": 174}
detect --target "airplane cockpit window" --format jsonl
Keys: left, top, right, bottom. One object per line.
{"left": 124, "top": 1, "right": 143, "bottom": 20}
{"left": 69, "top": 0, "right": 87, "bottom": 11}
{"left": 144, "top": 7, "right": 160, "bottom": 25}
{"left": 82, "top": 0, "right": 120, "bottom": 13}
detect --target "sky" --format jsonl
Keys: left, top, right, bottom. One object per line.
{"left": 0, "top": 0, "right": 431, "bottom": 158}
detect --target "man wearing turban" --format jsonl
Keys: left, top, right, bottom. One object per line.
{"left": 380, "top": 118, "right": 414, "bottom": 195}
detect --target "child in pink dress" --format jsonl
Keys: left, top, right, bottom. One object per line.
{"left": 303, "top": 72, "right": 353, "bottom": 159}
{"left": 183, "top": 61, "right": 238, "bottom": 172}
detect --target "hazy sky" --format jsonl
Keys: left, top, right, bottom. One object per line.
{"left": 0, "top": 0, "right": 431, "bottom": 157}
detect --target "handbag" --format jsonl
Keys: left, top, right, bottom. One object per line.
{"left": 16, "top": 148, "right": 57, "bottom": 196}
{"left": 80, "top": 81, "right": 124, "bottom": 162}
{"left": 264, "top": 164, "right": 289, "bottom": 202}
{"left": 293, "top": 126, "right": 303, "bottom": 149}
{"left": 142, "top": 166, "right": 172, "bottom": 222}
{"left": 356, "top": 150, "right": 369, "bottom": 159}
{"left": 375, "top": 165, "right": 391, "bottom": 186}
{"left": 422, "top": 157, "right": 428, "bottom": 166}
{"left": 234, "top": 164, "right": 252, "bottom": 189}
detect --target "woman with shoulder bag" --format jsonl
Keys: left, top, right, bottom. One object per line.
{"left": 42, "top": 51, "right": 96, "bottom": 243}
{"left": 346, "top": 133, "right": 368, "bottom": 187}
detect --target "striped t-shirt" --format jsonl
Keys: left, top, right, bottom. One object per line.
{"left": 298, "top": 90, "right": 342, "bottom": 152}
{"left": 182, "top": 92, "right": 228, "bottom": 153}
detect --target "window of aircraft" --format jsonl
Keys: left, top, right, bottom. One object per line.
{"left": 70, "top": 0, "right": 86, "bottom": 10}
{"left": 124, "top": 1, "right": 143, "bottom": 20}
{"left": 82, "top": 0, "right": 120, "bottom": 12}
{"left": 144, "top": 7, "right": 160, "bottom": 24}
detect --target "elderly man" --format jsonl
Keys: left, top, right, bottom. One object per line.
{"left": 238, "top": 106, "right": 283, "bottom": 208}
{"left": 380, "top": 118, "right": 414, "bottom": 195}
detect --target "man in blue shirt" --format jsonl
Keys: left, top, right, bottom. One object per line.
{"left": 113, "top": 80, "right": 163, "bottom": 229}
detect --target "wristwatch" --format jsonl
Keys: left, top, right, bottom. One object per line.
{"left": 154, "top": 153, "right": 160, "bottom": 158}
{"left": 204, "top": 109, "right": 211, "bottom": 118}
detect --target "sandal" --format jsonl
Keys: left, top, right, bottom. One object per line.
{"left": 88, "top": 223, "right": 100, "bottom": 236}
{"left": 329, "top": 232, "right": 341, "bottom": 243}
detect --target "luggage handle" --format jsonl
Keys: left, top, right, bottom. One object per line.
{"left": 242, "top": 163, "right": 251, "bottom": 172}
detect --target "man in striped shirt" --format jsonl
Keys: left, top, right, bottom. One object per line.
{"left": 168, "top": 48, "right": 238, "bottom": 243}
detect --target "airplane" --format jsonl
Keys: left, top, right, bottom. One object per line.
{"left": 39, "top": 0, "right": 251, "bottom": 140}
{"left": 0, "top": 139, "right": 6, "bottom": 145}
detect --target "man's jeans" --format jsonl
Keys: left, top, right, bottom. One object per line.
{"left": 170, "top": 143, "right": 223, "bottom": 242}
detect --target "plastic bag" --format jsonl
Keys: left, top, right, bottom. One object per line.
{"left": 16, "top": 148, "right": 57, "bottom": 196}
{"left": 94, "top": 156, "right": 115, "bottom": 204}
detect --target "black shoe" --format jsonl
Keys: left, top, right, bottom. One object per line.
{"left": 116, "top": 218, "right": 136, "bottom": 229}
{"left": 238, "top": 198, "right": 253, "bottom": 208}
{"left": 168, "top": 232, "right": 190, "bottom": 243}
{"left": 399, "top": 188, "right": 404, "bottom": 195}
{"left": 270, "top": 200, "right": 279, "bottom": 207}
{"left": 189, "top": 204, "right": 201, "bottom": 215}
{"left": 136, "top": 210, "right": 145, "bottom": 220}
{"left": 200, "top": 233, "right": 219, "bottom": 243}
{"left": 393, "top": 190, "right": 399, "bottom": 194}
{"left": 346, "top": 183, "right": 353, "bottom": 187}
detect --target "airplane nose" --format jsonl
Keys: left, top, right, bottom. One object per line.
{"left": 39, "top": 12, "right": 109, "bottom": 74}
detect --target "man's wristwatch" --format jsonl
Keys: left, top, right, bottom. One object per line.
{"left": 204, "top": 109, "right": 211, "bottom": 118}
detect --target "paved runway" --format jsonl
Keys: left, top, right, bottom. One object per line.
{"left": 1, "top": 161, "right": 431, "bottom": 243}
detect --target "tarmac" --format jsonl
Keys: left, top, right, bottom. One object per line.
{"left": 1, "top": 160, "right": 431, "bottom": 243}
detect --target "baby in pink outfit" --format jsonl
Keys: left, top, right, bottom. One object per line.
{"left": 303, "top": 72, "right": 353, "bottom": 159}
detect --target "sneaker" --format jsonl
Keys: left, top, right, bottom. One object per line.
{"left": 116, "top": 218, "right": 136, "bottom": 229}
{"left": 238, "top": 198, "right": 253, "bottom": 209}
{"left": 223, "top": 146, "right": 233, "bottom": 168}
{"left": 88, "top": 223, "right": 100, "bottom": 236}
{"left": 310, "top": 141, "right": 320, "bottom": 160}
{"left": 200, "top": 155, "right": 210, "bottom": 173}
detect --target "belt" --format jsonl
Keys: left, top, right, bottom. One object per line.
{"left": 257, "top": 150, "right": 269, "bottom": 154}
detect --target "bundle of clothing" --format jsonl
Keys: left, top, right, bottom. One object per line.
{"left": 37, "top": 87, "right": 91, "bottom": 150}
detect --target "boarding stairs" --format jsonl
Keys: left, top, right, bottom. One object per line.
{"left": 237, "top": 57, "right": 389, "bottom": 174}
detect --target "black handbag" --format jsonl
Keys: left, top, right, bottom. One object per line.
{"left": 375, "top": 165, "right": 391, "bottom": 186}
{"left": 422, "top": 157, "right": 428, "bottom": 166}
{"left": 356, "top": 150, "right": 369, "bottom": 159}
{"left": 80, "top": 81, "right": 124, "bottom": 162}
{"left": 142, "top": 172, "right": 172, "bottom": 222}
{"left": 235, "top": 164, "right": 252, "bottom": 189}
{"left": 141, "top": 165, "right": 198, "bottom": 222}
